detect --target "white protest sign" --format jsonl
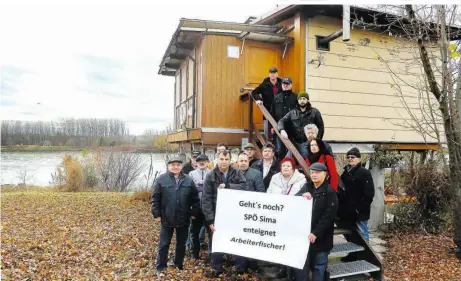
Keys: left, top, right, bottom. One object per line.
{"left": 212, "top": 189, "right": 312, "bottom": 269}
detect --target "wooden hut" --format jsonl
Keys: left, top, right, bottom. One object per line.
{"left": 159, "top": 5, "right": 449, "bottom": 153}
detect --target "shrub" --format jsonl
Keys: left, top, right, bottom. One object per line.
{"left": 62, "top": 154, "right": 84, "bottom": 192}
{"left": 131, "top": 190, "right": 152, "bottom": 203}
{"left": 387, "top": 161, "right": 453, "bottom": 234}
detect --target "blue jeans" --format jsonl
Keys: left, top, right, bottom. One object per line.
{"left": 156, "top": 226, "right": 189, "bottom": 270}
{"left": 274, "top": 135, "right": 286, "bottom": 159}
{"left": 286, "top": 141, "right": 308, "bottom": 160}
{"left": 309, "top": 251, "right": 329, "bottom": 281}
{"left": 358, "top": 220, "right": 369, "bottom": 241}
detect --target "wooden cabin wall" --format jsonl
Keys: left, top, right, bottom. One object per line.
{"left": 278, "top": 12, "right": 306, "bottom": 93}
{"left": 306, "top": 15, "right": 441, "bottom": 143}
{"left": 201, "top": 35, "right": 246, "bottom": 129}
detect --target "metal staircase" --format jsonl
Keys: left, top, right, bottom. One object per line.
{"left": 240, "top": 91, "right": 384, "bottom": 280}
{"left": 329, "top": 224, "right": 383, "bottom": 280}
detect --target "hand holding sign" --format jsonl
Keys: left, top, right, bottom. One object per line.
{"left": 218, "top": 184, "right": 226, "bottom": 189}
{"left": 210, "top": 224, "right": 216, "bottom": 232}
{"left": 302, "top": 192, "right": 312, "bottom": 200}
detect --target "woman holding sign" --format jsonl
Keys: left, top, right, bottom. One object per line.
{"left": 266, "top": 157, "right": 307, "bottom": 279}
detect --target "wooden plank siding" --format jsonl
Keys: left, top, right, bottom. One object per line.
{"left": 201, "top": 35, "right": 246, "bottom": 129}
{"left": 279, "top": 12, "right": 306, "bottom": 93}
{"left": 307, "top": 15, "right": 441, "bottom": 143}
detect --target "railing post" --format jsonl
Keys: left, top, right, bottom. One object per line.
{"left": 248, "top": 93, "right": 254, "bottom": 144}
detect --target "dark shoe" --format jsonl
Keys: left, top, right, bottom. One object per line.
{"left": 275, "top": 267, "right": 287, "bottom": 278}
{"left": 156, "top": 269, "right": 165, "bottom": 277}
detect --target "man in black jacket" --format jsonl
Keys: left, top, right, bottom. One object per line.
{"left": 251, "top": 67, "right": 283, "bottom": 138}
{"left": 201, "top": 150, "right": 248, "bottom": 277}
{"left": 278, "top": 92, "right": 324, "bottom": 159}
{"left": 338, "top": 147, "right": 375, "bottom": 261}
{"left": 250, "top": 142, "right": 280, "bottom": 191}
{"left": 270, "top": 77, "right": 298, "bottom": 159}
{"left": 295, "top": 162, "right": 338, "bottom": 281}
{"left": 152, "top": 157, "right": 200, "bottom": 276}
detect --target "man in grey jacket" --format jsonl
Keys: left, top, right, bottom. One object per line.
{"left": 188, "top": 154, "right": 212, "bottom": 259}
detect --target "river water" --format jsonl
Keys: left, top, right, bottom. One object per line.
{"left": 0, "top": 151, "right": 168, "bottom": 189}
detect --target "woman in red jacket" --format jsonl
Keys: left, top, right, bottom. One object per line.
{"left": 305, "top": 138, "right": 338, "bottom": 192}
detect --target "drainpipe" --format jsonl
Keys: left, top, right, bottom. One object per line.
{"left": 319, "top": 5, "right": 351, "bottom": 44}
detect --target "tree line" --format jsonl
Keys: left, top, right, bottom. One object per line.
{"left": 1, "top": 118, "right": 129, "bottom": 146}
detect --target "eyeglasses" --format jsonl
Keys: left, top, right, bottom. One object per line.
{"left": 347, "top": 156, "right": 357, "bottom": 159}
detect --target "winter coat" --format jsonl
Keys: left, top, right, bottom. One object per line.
{"left": 339, "top": 164, "right": 375, "bottom": 221}
{"left": 306, "top": 154, "right": 338, "bottom": 192}
{"left": 242, "top": 167, "right": 265, "bottom": 193}
{"left": 251, "top": 77, "right": 283, "bottom": 115}
{"left": 270, "top": 90, "right": 299, "bottom": 122}
{"left": 295, "top": 180, "right": 338, "bottom": 252}
{"left": 151, "top": 172, "right": 200, "bottom": 228}
{"left": 201, "top": 165, "right": 248, "bottom": 225}
{"left": 250, "top": 158, "right": 281, "bottom": 191}
{"left": 278, "top": 103, "right": 325, "bottom": 142}
{"left": 182, "top": 162, "right": 196, "bottom": 175}
{"left": 266, "top": 169, "right": 307, "bottom": 196}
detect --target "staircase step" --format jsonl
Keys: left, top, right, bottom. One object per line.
{"left": 330, "top": 242, "right": 364, "bottom": 255}
{"left": 334, "top": 228, "right": 352, "bottom": 235}
{"left": 328, "top": 260, "right": 380, "bottom": 279}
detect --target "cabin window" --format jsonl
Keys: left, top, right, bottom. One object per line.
{"left": 316, "top": 35, "right": 330, "bottom": 51}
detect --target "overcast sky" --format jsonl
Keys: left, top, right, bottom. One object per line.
{"left": 0, "top": 3, "right": 273, "bottom": 135}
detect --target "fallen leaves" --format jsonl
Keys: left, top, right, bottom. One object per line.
{"left": 384, "top": 233, "right": 461, "bottom": 281}
{"left": 1, "top": 191, "right": 265, "bottom": 280}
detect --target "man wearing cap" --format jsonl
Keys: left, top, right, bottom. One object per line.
{"left": 251, "top": 67, "right": 283, "bottom": 138}
{"left": 188, "top": 154, "right": 212, "bottom": 260}
{"left": 183, "top": 150, "right": 201, "bottom": 175}
{"left": 338, "top": 147, "right": 375, "bottom": 262}
{"left": 243, "top": 143, "right": 259, "bottom": 166}
{"left": 278, "top": 91, "right": 325, "bottom": 159}
{"left": 251, "top": 142, "right": 280, "bottom": 191}
{"left": 202, "top": 150, "right": 248, "bottom": 277}
{"left": 270, "top": 77, "right": 298, "bottom": 159}
{"left": 295, "top": 162, "right": 338, "bottom": 281}
{"left": 152, "top": 157, "right": 200, "bottom": 276}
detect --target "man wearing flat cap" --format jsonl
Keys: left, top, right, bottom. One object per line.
{"left": 338, "top": 147, "right": 375, "bottom": 262}
{"left": 270, "top": 77, "right": 298, "bottom": 159}
{"left": 183, "top": 150, "right": 201, "bottom": 175}
{"left": 294, "top": 162, "right": 338, "bottom": 281}
{"left": 152, "top": 157, "right": 200, "bottom": 276}
{"left": 251, "top": 67, "right": 283, "bottom": 138}
{"left": 243, "top": 142, "right": 259, "bottom": 166}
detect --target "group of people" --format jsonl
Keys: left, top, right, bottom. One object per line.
{"left": 151, "top": 67, "right": 376, "bottom": 281}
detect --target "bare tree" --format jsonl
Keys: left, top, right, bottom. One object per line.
{"left": 16, "top": 169, "right": 34, "bottom": 188}
{"left": 353, "top": 4, "right": 461, "bottom": 256}
{"left": 95, "top": 152, "right": 144, "bottom": 192}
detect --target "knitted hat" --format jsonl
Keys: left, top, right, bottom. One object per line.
{"left": 346, "top": 147, "right": 361, "bottom": 158}
{"left": 298, "top": 92, "right": 309, "bottom": 100}
{"left": 280, "top": 157, "right": 296, "bottom": 170}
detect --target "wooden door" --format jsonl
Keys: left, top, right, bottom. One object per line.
{"left": 243, "top": 42, "right": 281, "bottom": 129}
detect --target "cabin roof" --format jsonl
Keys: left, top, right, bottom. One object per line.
{"left": 255, "top": 5, "right": 461, "bottom": 40}
{"left": 158, "top": 18, "right": 292, "bottom": 76}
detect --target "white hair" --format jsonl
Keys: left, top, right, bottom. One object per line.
{"left": 304, "top": 124, "right": 319, "bottom": 136}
